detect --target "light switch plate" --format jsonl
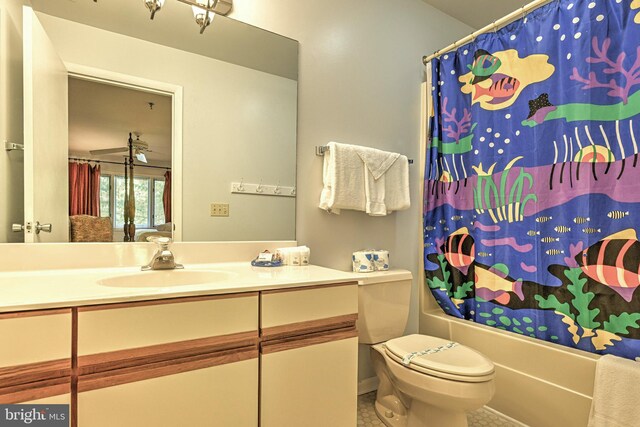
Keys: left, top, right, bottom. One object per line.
{"left": 210, "top": 203, "right": 229, "bottom": 217}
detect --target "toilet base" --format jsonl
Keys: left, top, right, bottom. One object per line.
{"left": 374, "top": 393, "right": 468, "bottom": 427}
{"left": 374, "top": 393, "right": 406, "bottom": 427}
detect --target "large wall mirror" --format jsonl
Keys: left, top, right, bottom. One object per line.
{"left": 0, "top": 0, "right": 298, "bottom": 243}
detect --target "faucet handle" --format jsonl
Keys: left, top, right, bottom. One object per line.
{"left": 147, "top": 236, "right": 172, "bottom": 249}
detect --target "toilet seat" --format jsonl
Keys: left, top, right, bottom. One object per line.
{"left": 384, "top": 334, "right": 495, "bottom": 383}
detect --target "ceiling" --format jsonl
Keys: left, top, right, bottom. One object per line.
{"left": 31, "top": 0, "right": 298, "bottom": 80}
{"left": 68, "top": 78, "right": 172, "bottom": 165}
{"left": 422, "top": 0, "right": 529, "bottom": 30}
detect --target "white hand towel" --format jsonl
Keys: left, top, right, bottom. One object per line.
{"left": 384, "top": 154, "right": 410, "bottom": 213}
{"left": 356, "top": 146, "right": 402, "bottom": 216}
{"left": 588, "top": 354, "right": 640, "bottom": 427}
{"left": 319, "top": 141, "right": 366, "bottom": 214}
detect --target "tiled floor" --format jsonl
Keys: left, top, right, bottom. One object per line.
{"left": 357, "top": 392, "right": 521, "bottom": 427}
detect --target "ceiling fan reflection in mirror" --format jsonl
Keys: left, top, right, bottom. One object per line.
{"left": 89, "top": 132, "right": 152, "bottom": 163}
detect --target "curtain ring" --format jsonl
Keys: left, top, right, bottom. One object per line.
{"left": 492, "top": 21, "right": 498, "bottom": 33}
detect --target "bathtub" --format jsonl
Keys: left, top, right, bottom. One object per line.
{"left": 419, "top": 286, "right": 598, "bottom": 427}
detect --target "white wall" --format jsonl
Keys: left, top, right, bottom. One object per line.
{"left": 229, "top": 0, "right": 473, "bottom": 383}
{"left": 37, "top": 13, "right": 297, "bottom": 242}
{"left": 0, "top": 0, "right": 25, "bottom": 243}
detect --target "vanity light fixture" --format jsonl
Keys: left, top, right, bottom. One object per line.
{"left": 144, "top": 0, "right": 165, "bottom": 20}
{"left": 143, "top": 0, "right": 233, "bottom": 33}
{"left": 191, "top": 0, "right": 216, "bottom": 34}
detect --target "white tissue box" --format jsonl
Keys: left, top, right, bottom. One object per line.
{"left": 352, "top": 250, "right": 389, "bottom": 273}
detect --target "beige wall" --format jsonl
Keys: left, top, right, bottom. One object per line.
{"left": 36, "top": 13, "right": 297, "bottom": 242}
{"left": 0, "top": 0, "right": 25, "bottom": 243}
{"left": 230, "top": 0, "right": 472, "bottom": 336}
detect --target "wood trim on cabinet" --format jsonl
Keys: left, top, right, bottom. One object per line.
{"left": 77, "top": 331, "right": 259, "bottom": 376}
{"left": 0, "top": 377, "right": 70, "bottom": 404}
{"left": 261, "top": 314, "right": 358, "bottom": 342}
{"left": 260, "top": 282, "right": 358, "bottom": 295}
{"left": 261, "top": 326, "right": 358, "bottom": 354}
{"left": 0, "top": 359, "right": 71, "bottom": 388}
{"left": 0, "top": 308, "right": 71, "bottom": 320}
{"left": 78, "top": 346, "right": 258, "bottom": 393}
{"left": 77, "top": 292, "right": 258, "bottom": 312}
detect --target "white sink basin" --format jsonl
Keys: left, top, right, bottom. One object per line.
{"left": 98, "top": 270, "right": 234, "bottom": 288}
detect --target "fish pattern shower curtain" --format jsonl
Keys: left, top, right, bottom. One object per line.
{"left": 424, "top": 0, "right": 640, "bottom": 359}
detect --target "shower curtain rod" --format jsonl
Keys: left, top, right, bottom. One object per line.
{"left": 68, "top": 157, "right": 171, "bottom": 171}
{"left": 422, "top": 0, "right": 554, "bottom": 65}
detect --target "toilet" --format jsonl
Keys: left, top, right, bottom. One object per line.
{"left": 357, "top": 275, "right": 496, "bottom": 427}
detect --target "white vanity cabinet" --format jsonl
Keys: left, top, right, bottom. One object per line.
{"left": 0, "top": 309, "right": 72, "bottom": 404}
{"left": 260, "top": 283, "right": 359, "bottom": 427}
{"left": 0, "top": 279, "right": 359, "bottom": 427}
{"left": 75, "top": 293, "right": 260, "bottom": 427}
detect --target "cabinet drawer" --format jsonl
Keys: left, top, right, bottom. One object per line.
{"left": 78, "top": 293, "right": 258, "bottom": 356}
{"left": 0, "top": 309, "right": 71, "bottom": 368}
{"left": 261, "top": 283, "right": 357, "bottom": 331}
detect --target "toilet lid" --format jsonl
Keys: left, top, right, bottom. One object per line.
{"left": 385, "top": 334, "right": 494, "bottom": 378}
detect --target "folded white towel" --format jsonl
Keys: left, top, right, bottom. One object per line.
{"left": 355, "top": 146, "right": 400, "bottom": 180}
{"left": 319, "top": 142, "right": 410, "bottom": 216}
{"left": 355, "top": 146, "right": 400, "bottom": 216}
{"left": 588, "top": 354, "right": 640, "bottom": 427}
{"left": 319, "top": 141, "right": 366, "bottom": 214}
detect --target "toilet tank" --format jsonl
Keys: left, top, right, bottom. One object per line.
{"left": 356, "top": 272, "right": 412, "bottom": 344}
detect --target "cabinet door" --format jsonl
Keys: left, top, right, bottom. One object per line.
{"left": 78, "top": 353, "right": 258, "bottom": 427}
{"left": 260, "top": 283, "right": 359, "bottom": 427}
{"left": 0, "top": 309, "right": 71, "bottom": 391}
{"left": 261, "top": 335, "right": 358, "bottom": 427}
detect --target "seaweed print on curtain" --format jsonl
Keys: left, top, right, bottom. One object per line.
{"left": 424, "top": 0, "right": 640, "bottom": 359}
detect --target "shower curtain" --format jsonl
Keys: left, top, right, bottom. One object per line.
{"left": 424, "top": 0, "right": 640, "bottom": 359}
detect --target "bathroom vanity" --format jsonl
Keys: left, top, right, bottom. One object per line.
{"left": 0, "top": 263, "right": 363, "bottom": 427}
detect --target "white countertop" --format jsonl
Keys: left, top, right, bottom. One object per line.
{"left": 0, "top": 263, "right": 412, "bottom": 313}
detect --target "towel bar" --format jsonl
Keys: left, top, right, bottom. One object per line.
{"left": 315, "top": 145, "right": 414, "bottom": 164}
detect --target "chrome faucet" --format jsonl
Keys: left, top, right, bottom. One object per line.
{"left": 142, "top": 237, "right": 184, "bottom": 271}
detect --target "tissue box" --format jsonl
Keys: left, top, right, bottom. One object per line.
{"left": 352, "top": 250, "right": 389, "bottom": 272}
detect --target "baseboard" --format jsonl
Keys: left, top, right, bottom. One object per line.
{"left": 484, "top": 406, "right": 529, "bottom": 427}
{"left": 358, "top": 376, "right": 379, "bottom": 395}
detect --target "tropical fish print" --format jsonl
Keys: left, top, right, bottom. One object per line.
{"left": 451, "top": 215, "right": 464, "bottom": 221}
{"left": 583, "top": 228, "right": 602, "bottom": 234}
{"left": 426, "top": 0, "right": 640, "bottom": 361}
{"left": 459, "top": 49, "right": 555, "bottom": 110}
{"left": 474, "top": 265, "right": 524, "bottom": 305}
{"left": 545, "top": 249, "right": 564, "bottom": 255}
{"left": 536, "top": 216, "right": 553, "bottom": 223}
{"left": 554, "top": 226, "right": 572, "bottom": 233}
{"left": 573, "top": 217, "right": 591, "bottom": 224}
{"left": 576, "top": 229, "right": 640, "bottom": 302}
{"left": 467, "top": 49, "right": 502, "bottom": 84}
{"left": 472, "top": 75, "right": 521, "bottom": 103}
{"left": 441, "top": 227, "right": 475, "bottom": 275}
{"left": 608, "top": 211, "right": 630, "bottom": 219}
{"left": 541, "top": 237, "right": 560, "bottom": 243}
{"left": 425, "top": 226, "right": 436, "bottom": 231}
